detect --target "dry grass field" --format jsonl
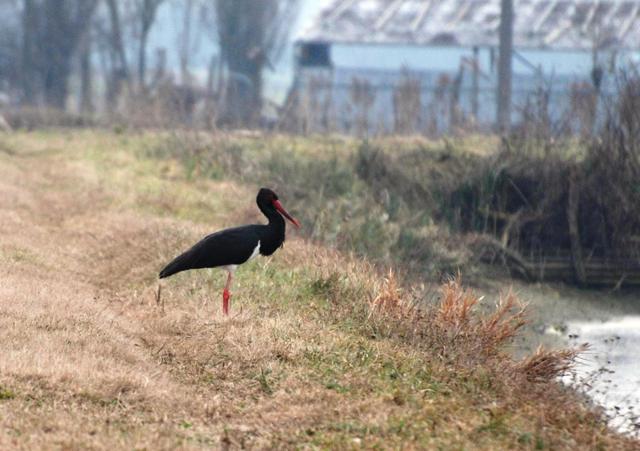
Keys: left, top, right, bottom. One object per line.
{"left": 0, "top": 130, "right": 636, "bottom": 449}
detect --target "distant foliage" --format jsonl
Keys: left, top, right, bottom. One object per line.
{"left": 446, "top": 72, "right": 640, "bottom": 284}
{"left": 348, "top": 77, "right": 376, "bottom": 137}
{"left": 393, "top": 69, "right": 422, "bottom": 134}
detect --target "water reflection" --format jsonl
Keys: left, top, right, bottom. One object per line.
{"left": 564, "top": 317, "right": 640, "bottom": 435}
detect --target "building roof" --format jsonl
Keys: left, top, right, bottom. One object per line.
{"left": 298, "top": 0, "right": 640, "bottom": 51}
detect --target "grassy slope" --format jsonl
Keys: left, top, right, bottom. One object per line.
{"left": 0, "top": 130, "right": 635, "bottom": 450}
{"left": 145, "top": 131, "right": 483, "bottom": 278}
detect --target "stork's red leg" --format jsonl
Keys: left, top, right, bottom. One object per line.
{"left": 222, "top": 271, "right": 233, "bottom": 315}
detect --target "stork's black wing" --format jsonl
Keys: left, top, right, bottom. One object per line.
{"left": 159, "top": 225, "right": 262, "bottom": 278}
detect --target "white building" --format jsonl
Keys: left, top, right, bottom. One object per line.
{"left": 288, "top": 0, "right": 640, "bottom": 135}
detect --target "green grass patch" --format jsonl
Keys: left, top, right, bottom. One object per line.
{"left": 0, "top": 387, "right": 16, "bottom": 400}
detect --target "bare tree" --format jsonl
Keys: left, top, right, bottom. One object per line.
{"left": 40, "top": 0, "right": 99, "bottom": 109}
{"left": 174, "top": 0, "right": 207, "bottom": 86}
{"left": 104, "top": 0, "right": 131, "bottom": 110}
{"left": 177, "top": 0, "right": 194, "bottom": 85}
{"left": 79, "top": 32, "right": 94, "bottom": 114}
{"left": 16, "top": 0, "right": 99, "bottom": 109}
{"left": 106, "top": 0, "right": 130, "bottom": 79}
{"left": 20, "top": 0, "right": 40, "bottom": 105}
{"left": 214, "top": 0, "right": 299, "bottom": 126}
{"left": 0, "top": 15, "right": 20, "bottom": 100}
{"left": 136, "top": 0, "right": 165, "bottom": 89}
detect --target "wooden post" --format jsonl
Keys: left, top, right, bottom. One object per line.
{"left": 497, "top": 0, "right": 513, "bottom": 133}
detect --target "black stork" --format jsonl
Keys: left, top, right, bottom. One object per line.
{"left": 159, "top": 188, "right": 300, "bottom": 315}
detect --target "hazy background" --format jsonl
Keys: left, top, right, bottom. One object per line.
{"left": 0, "top": 0, "right": 639, "bottom": 441}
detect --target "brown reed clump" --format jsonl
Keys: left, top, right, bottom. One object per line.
{"left": 515, "top": 345, "right": 587, "bottom": 383}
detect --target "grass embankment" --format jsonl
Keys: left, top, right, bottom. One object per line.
{"left": 0, "top": 130, "right": 635, "bottom": 449}
{"left": 148, "top": 132, "right": 491, "bottom": 279}
{"left": 164, "top": 128, "right": 640, "bottom": 288}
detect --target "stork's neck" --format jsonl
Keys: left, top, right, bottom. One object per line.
{"left": 257, "top": 203, "right": 286, "bottom": 255}
{"left": 267, "top": 210, "right": 285, "bottom": 230}
{"left": 259, "top": 204, "right": 285, "bottom": 230}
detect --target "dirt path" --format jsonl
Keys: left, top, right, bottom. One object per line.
{"left": 0, "top": 138, "right": 248, "bottom": 449}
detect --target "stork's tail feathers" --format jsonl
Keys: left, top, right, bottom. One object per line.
{"left": 159, "top": 251, "right": 192, "bottom": 278}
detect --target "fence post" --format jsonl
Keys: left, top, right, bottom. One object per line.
{"left": 472, "top": 46, "right": 480, "bottom": 123}
{"left": 497, "top": 0, "right": 513, "bottom": 133}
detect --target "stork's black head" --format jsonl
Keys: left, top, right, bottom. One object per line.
{"left": 257, "top": 188, "right": 300, "bottom": 228}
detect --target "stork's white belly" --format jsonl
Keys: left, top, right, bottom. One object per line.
{"left": 222, "top": 241, "right": 260, "bottom": 274}
{"left": 248, "top": 240, "right": 261, "bottom": 261}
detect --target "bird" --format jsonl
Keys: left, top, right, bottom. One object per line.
{"left": 159, "top": 187, "right": 300, "bottom": 315}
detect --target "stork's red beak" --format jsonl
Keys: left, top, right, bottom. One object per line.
{"left": 273, "top": 200, "right": 301, "bottom": 228}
